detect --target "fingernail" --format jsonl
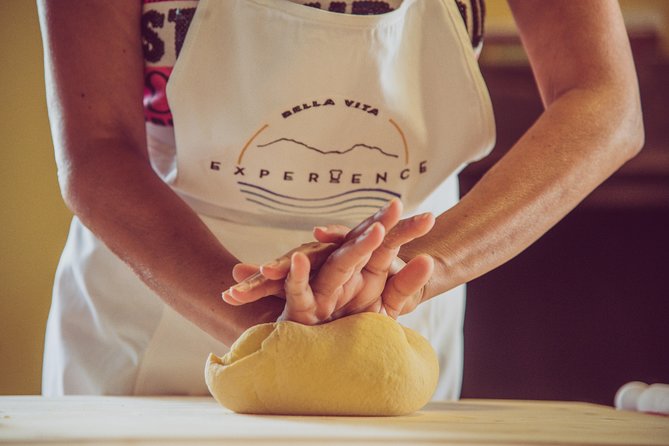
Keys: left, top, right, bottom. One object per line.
{"left": 314, "top": 226, "right": 328, "bottom": 233}
{"left": 232, "top": 282, "right": 250, "bottom": 292}
{"left": 376, "top": 200, "right": 392, "bottom": 215}
{"left": 359, "top": 222, "right": 377, "bottom": 239}
{"left": 222, "top": 290, "right": 237, "bottom": 302}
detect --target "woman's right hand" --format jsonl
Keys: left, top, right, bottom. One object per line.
{"left": 224, "top": 199, "right": 436, "bottom": 324}
{"left": 277, "top": 221, "right": 435, "bottom": 324}
{"left": 223, "top": 199, "right": 407, "bottom": 302}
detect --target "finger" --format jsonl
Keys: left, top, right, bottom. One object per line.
{"left": 384, "top": 212, "right": 435, "bottom": 247}
{"left": 352, "top": 213, "right": 434, "bottom": 309}
{"left": 231, "top": 263, "right": 260, "bottom": 282}
{"left": 332, "top": 255, "right": 408, "bottom": 319}
{"left": 389, "top": 257, "right": 406, "bottom": 275}
{"left": 330, "top": 290, "right": 385, "bottom": 320}
{"left": 382, "top": 254, "right": 434, "bottom": 319}
{"left": 259, "top": 242, "right": 338, "bottom": 280}
{"left": 259, "top": 199, "right": 402, "bottom": 281}
{"left": 222, "top": 269, "right": 265, "bottom": 305}
{"left": 228, "top": 201, "right": 404, "bottom": 295}
{"left": 311, "top": 222, "right": 385, "bottom": 301}
{"left": 222, "top": 270, "right": 284, "bottom": 305}
{"left": 231, "top": 242, "right": 337, "bottom": 301}
{"left": 221, "top": 291, "right": 247, "bottom": 306}
{"left": 283, "top": 252, "right": 319, "bottom": 325}
{"left": 343, "top": 198, "right": 403, "bottom": 241}
{"left": 313, "top": 224, "right": 349, "bottom": 244}
{"left": 364, "top": 212, "right": 435, "bottom": 276}
{"left": 224, "top": 265, "right": 264, "bottom": 304}
{"left": 312, "top": 199, "right": 401, "bottom": 244}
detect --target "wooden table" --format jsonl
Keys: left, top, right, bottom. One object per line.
{"left": 0, "top": 397, "right": 667, "bottom": 445}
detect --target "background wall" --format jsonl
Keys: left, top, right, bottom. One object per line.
{"left": 0, "top": 1, "right": 73, "bottom": 394}
{"left": 1, "top": 1, "right": 668, "bottom": 396}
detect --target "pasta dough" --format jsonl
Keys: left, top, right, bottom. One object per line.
{"left": 205, "top": 312, "right": 439, "bottom": 416}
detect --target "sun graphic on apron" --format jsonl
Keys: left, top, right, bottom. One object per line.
{"left": 232, "top": 95, "right": 423, "bottom": 222}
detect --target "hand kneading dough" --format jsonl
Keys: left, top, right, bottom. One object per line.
{"left": 205, "top": 312, "right": 439, "bottom": 416}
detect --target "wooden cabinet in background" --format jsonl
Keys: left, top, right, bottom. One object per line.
{"left": 459, "top": 33, "right": 669, "bottom": 405}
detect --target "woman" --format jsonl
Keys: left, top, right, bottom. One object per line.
{"left": 38, "top": 0, "right": 643, "bottom": 398}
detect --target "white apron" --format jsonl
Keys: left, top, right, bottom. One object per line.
{"left": 43, "top": 0, "right": 494, "bottom": 399}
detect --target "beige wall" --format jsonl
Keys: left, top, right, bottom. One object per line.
{"left": 0, "top": 1, "right": 72, "bottom": 394}
{"left": 1, "top": 1, "right": 667, "bottom": 395}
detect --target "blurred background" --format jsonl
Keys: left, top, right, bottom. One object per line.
{"left": 1, "top": 1, "right": 668, "bottom": 402}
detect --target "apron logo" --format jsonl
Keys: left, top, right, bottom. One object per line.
{"left": 211, "top": 96, "right": 428, "bottom": 221}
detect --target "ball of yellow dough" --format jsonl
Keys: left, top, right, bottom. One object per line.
{"left": 205, "top": 312, "right": 439, "bottom": 416}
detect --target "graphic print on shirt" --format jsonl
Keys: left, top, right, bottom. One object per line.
{"left": 142, "top": 1, "right": 199, "bottom": 126}
{"left": 212, "top": 96, "right": 427, "bottom": 222}
{"left": 141, "top": 0, "right": 485, "bottom": 127}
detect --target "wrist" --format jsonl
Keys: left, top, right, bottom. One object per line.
{"left": 399, "top": 239, "right": 461, "bottom": 302}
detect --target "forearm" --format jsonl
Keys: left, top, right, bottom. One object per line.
{"left": 401, "top": 85, "right": 643, "bottom": 300}
{"left": 63, "top": 144, "right": 283, "bottom": 346}
{"left": 38, "top": 0, "right": 281, "bottom": 345}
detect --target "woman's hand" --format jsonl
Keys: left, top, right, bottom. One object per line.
{"left": 222, "top": 198, "right": 405, "bottom": 303}
{"left": 223, "top": 199, "right": 436, "bottom": 323}
{"left": 222, "top": 199, "right": 405, "bottom": 302}
{"left": 278, "top": 221, "right": 387, "bottom": 324}
{"left": 307, "top": 216, "right": 436, "bottom": 320}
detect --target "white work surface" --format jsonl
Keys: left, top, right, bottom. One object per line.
{"left": 1, "top": 396, "right": 668, "bottom": 445}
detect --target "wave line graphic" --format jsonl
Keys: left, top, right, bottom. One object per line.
{"left": 237, "top": 182, "right": 401, "bottom": 200}
{"left": 240, "top": 190, "right": 388, "bottom": 209}
{"left": 246, "top": 199, "right": 382, "bottom": 215}
{"left": 256, "top": 137, "right": 399, "bottom": 159}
